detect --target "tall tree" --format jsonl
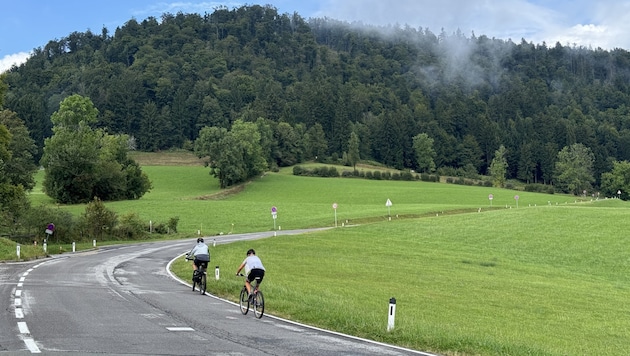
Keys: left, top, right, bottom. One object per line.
{"left": 554, "top": 143, "right": 595, "bottom": 195}
{"left": 347, "top": 131, "right": 360, "bottom": 171}
{"left": 489, "top": 145, "right": 508, "bottom": 188}
{"left": 41, "top": 94, "right": 150, "bottom": 203}
{"left": 412, "top": 133, "right": 436, "bottom": 173}
{"left": 194, "top": 120, "right": 267, "bottom": 188}
{"left": 41, "top": 95, "right": 101, "bottom": 203}
{"left": 304, "top": 123, "right": 328, "bottom": 162}
{"left": 600, "top": 160, "right": 630, "bottom": 200}
{"left": 0, "top": 110, "right": 38, "bottom": 191}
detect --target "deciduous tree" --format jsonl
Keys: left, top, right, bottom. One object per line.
{"left": 412, "top": 133, "right": 436, "bottom": 173}
{"left": 554, "top": 143, "right": 595, "bottom": 195}
{"left": 489, "top": 145, "right": 508, "bottom": 187}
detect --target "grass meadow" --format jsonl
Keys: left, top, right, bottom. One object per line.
{"left": 22, "top": 152, "right": 630, "bottom": 355}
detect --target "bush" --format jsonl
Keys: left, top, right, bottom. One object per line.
{"left": 24, "top": 205, "right": 77, "bottom": 243}
{"left": 115, "top": 212, "right": 147, "bottom": 240}
{"left": 79, "top": 198, "right": 118, "bottom": 242}
{"left": 400, "top": 172, "right": 414, "bottom": 181}
{"left": 382, "top": 171, "right": 391, "bottom": 180}
{"left": 420, "top": 173, "right": 439, "bottom": 182}
{"left": 293, "top": 166, "right": 305, "bottom": 176}
{"left": 168, "top": 216, "right": 179, "bottom": 233}
{"left": 373, "top": 171, "right": 382, "bottom": 180}
{"left": 153, "top": 223, "right": 168, "bottom": 234}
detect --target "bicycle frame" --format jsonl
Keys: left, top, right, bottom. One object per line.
{"left": 239, "top": 275, "right": 264, "bottom": 318}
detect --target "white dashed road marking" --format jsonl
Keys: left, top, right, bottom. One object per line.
{"left": 18, "top": 321, "right": 30, "bottom": 334}
{"left": 13, "top": 263, "right": 46, "bottom": 353}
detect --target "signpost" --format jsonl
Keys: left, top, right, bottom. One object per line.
{"left": 488, "top": 194, "right": 493, "bottom": 207}
{"left": 514, "top": 195, "right": 519, "bottom": 208}
{"left": 332, "top": 203, "right": 338, "bottom": 227}
{"left": 385, "top": 199, "right": 392, "bottom": 220}
{"left": 271, "top": 206, "right": 278, "bottom": 233}
{"left": 44, "top": 223, "right": 55, "bottom": 249}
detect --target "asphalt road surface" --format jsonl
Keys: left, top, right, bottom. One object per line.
{"left": 1, "top": 230, "right": 435, "bottom": 355}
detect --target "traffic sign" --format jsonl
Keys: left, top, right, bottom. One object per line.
{"left": 332, "top": 203, "right": 338, "bottom": 209}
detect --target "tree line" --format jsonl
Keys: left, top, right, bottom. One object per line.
{"left": 3, "top": 4, "right": 630, "bottom": 198}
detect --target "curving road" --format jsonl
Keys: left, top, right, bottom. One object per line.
{"left": 1, "top": 230, "right": 435, "bottom": 355}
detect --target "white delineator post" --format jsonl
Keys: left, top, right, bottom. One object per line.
{"left": 387, "top": 297, "right": 396, "bottom": 331}
{"left": 215, "top": 266, "right": 220, "bottom": 280}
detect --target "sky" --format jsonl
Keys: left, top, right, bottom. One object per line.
{"left": 2, "top": 0, "right": 630, "bottom": 73}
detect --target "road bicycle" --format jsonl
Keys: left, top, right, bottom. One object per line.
{"left": 186, "top": 254, "right": 207, "bottom": 295}
{"left": 237, "top": 273, "right": 264, "bottom": 318}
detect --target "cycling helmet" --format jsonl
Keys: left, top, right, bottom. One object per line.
{"left": 247, "top": 248, "right": 255, "bottom": 255}
{"left": 197, "top": 238, "right": 204, "bottom": 243}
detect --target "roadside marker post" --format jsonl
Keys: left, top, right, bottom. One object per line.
{"left": 387, "top": 297, "right": 396, "bottom": 331}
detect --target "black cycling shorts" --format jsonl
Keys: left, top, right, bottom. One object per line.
{"left": 194, "top": 258, "right": 208, "bottom": 269}
{"left": 248, "top": 268, "right": 265, "bottom": 283}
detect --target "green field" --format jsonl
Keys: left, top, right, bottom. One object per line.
{"left": 24, "top": 160, "right": 630, "bottom": 355}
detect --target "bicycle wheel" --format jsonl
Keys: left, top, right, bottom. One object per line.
{"left": 191, "top": 272, "right": 197, "bottom": 292}
{"left": 199, "top": 270, "right": 207, "bottom": 295}
{"left": 253, "top": 290, "right": 264, "bottom": 318}
{"left": 239, "top": 287, "right": 249, "bottom": 314}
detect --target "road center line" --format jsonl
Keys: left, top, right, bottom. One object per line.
{"left": 17, "top": 321, "right": 30, "bottom": 334}
{"left": 23, "top": 338, "right": 41, "bottom": 353}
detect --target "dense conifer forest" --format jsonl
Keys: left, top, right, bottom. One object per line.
{"left": 4, "top": 4, "right": 630, "bottom": 194}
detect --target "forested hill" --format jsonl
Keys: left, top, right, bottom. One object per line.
{"left": 4, "top": 4, "right": 630, "bottom": 190}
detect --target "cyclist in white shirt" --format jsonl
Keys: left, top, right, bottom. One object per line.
{"left": 236, "top": 249, "right": 265, "bottom": 297}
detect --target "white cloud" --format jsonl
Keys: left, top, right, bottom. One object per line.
{"left": 313, "top": 0, "right": 630, "bottom": 50}
{"left": 132, "top": 1, "right": 244, "bottom": 17}
{"left": 0, "top": 52, "right": 31, "bottom": 73}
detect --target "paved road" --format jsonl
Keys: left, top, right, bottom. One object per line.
{"left": 1, "top": 230, "right": 435, "bottom": 355}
